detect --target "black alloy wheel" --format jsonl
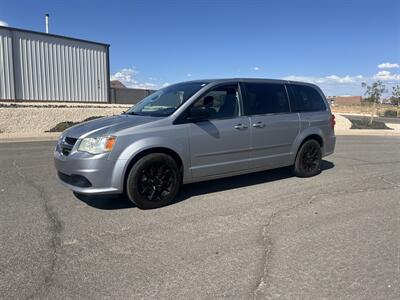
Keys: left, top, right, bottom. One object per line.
{"left": 293, "top": 139, "right": 322, "bottom": 177}
{"left": 139, "top": 162, "right": 174, "bottom": 202}
{"left": 126, "top": 153, "right": 181, "bottom": 209}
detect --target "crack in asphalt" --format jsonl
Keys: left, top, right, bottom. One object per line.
{"left": 379, "top": 176, "right": 400, "bottom": 187}
{"left": 252, "top": 211, "right": 275, "bottom": 299}
{"left": 12, "top": 160, "right": 62, "bottom": 300}
{"left": 252, "top": 174, "right": 400, "bottom": 299}
{"left": 333, "top": 156, "right": 400, "bottom": 166}
{"left": 253, "top": 192, "right": 319, "bottom": 300}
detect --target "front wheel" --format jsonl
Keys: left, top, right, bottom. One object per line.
{"left": 126, "top": 153, "right": 181, "bottom": 209}
{"left": 293, "top": 139, "right": 322, "bottom": 177}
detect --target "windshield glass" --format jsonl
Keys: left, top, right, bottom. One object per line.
{"left": 126, "top": 82, "right": 208, "bottom": 117}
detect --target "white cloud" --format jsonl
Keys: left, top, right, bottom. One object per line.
{"left": 111, "top": 67, "right": 138, "bottom": 84}
{"left": 0, "top": 20, "right": 9, "bottom": 27}
{"left": 283, "top": 72, "right": 400, "bottom": 96}
{"left": 283, "top": 74, "right": 364, "bottom": 84}
{"left": 377, "top": 62, "right": 399, "bottom": 69}
{"left": 187, "top": 73, "right": 192, "bottom": 77}
{"left": 373, "top": 70, "right": 400, "bottom": 81}
{"left": 283, "top": 74, "right": 369, "bottom": 96}
{"left": 253, "top": 66, "right": 260, "bottom": 71}
{"left": 135, "top": 82, "right": 158, "bottom": 89}
{"left": 324, "top": 75, "right": 356, "bottom": 83}
{"left": 111, "top": 67, "right": 160, "bottom": 89}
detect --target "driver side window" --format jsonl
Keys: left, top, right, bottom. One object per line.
{"left": 193, "top": 84, "right": 240, "bottom": 119}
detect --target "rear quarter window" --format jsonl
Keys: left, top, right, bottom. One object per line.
{"left": 289, "top": 84, "right": 327, "bottom": 112}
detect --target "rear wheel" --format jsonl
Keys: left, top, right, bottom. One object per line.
{"left": 126, "top": 153, "right": 181, "bottom": 209}
{"left": 293, "top": 139, "right": 322, "bottom": 177}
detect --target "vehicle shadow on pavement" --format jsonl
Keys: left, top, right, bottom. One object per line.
{"left": 174, "top": 160, "right": 335, "bottom": 205}
{"left": 74, "top": 160, "right": 334, "bottom": 210}
{"left": 73, "top": 192, "right": 136, "bottom": 210}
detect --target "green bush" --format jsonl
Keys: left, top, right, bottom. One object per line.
{"left": 47, "top": 121, "right": 75, "bottom": 132}
{"left": 350, "top": 118, "right": 392, "bottom": 130}
{"left": 383, "top": 110, "right": 398, "bottom": 118}
{"left": 46, "top": 116, "right": 104, "bottom": 132}
{"left": 82, "top": 116, "right": 104, "bottom": 122}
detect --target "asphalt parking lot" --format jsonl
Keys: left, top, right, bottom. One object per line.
{"left": 0, "top": 136, "right": 399, "bottom": 299}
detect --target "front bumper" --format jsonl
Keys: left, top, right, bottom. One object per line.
{"left": 54, "top": 148, "right": 127, "bottom": 195}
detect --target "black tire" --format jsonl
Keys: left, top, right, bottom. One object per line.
{"left": 126, "top": 153, "right": 181, "bottom": 209}
{"left": 293, "top": 139, "right": 322, "bottom": 177}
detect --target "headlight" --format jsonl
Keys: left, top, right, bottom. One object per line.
{"left": 78, "top": 135, "right": 116, "bottom": 154}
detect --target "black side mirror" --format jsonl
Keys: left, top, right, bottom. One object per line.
{"left": 188, "top": 106, "right": 211, "bottom": 122}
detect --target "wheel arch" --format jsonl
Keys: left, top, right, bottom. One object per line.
{"left": 299, "top": 134, "right": 324, "bottom": 148}
{"left": 292, "top": 127, "right": 325, "bottom": 159}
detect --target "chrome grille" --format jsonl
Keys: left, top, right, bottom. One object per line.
{"left": 60, "top": 137, "right": 77, "bottom": 156}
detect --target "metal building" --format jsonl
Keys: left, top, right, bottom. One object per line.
{"left": 0, "top": 26, "right": 110, "bottom": 102}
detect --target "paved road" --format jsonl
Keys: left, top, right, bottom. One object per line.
{"left": 342, "top": 114, "right": 400, "bottom": 124}
{"left": 0, "top": 136, "right": 399, "bottom": 299}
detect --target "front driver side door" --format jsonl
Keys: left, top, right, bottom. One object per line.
{"left": 187, "top": 83, "right": 251, "bottom": 178}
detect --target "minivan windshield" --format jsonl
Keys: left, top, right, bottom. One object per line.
{"left": 125, "top": 82, "right": 208, "bottom": 117}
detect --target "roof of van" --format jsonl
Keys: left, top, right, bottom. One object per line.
{"left": 183, "top": 78, "right": 318, "bottom": 87}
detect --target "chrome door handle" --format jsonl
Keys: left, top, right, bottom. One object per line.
{"left": 252, "top": 121, "right": 265, "bottom": 128}
{"left": 234, "top": 124, "right": 248, "bottom": 130}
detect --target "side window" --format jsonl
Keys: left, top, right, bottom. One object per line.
{"left": 243, "top": 83, "right": 290, "bottom": 115}
{"left": 290, "top": 84, "right": 326, "bottom": 112}
{"left": 193, "top": 84, "right": 240, "bottom": 119}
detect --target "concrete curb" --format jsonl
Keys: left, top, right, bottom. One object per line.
{"left": 0, "top": 133, "right": 60, "bottom": 143}
{"left": 334, "top": 113, "right": 400, "bottom": 136}
{"left": 335, "top": 130, "right": 400, "bottom": 136}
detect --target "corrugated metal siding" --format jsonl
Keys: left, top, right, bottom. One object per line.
{"left": 0, "top": 27, "right": 109, "bottom": 102}
{"left": 0, "top": 28, "right": 15, "bottom": 100}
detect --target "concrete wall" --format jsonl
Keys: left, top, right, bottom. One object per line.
{"left": 335, "top": 96, "right": 362, "bottom": 105}
{"left": 329, "top": 96, "right": 362, "bottom": 105}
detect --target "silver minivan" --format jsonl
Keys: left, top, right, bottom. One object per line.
{"left": 54, "top": 79, "right": 336, "bottom": 209}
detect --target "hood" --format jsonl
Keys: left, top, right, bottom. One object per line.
{"left": 65, "top": 114, "right": 161, "bottom": 139}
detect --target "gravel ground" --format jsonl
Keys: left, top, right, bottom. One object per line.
{"left": 0, "top": 105, "right": 128, "bottom": 134}
{"left": 1, "top": 103, "right": 399, "bottom": 140}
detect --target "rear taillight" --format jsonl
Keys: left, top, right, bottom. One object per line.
{"left": 331, "top": 114, "right": 336, "bottom": 129}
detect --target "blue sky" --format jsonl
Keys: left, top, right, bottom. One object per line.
{"left": 1, "top": 0, "right": 399, "bottom": 95}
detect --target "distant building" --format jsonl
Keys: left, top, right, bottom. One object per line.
{"left": 109, "top": 80, "right": 154, "bottom": 104}
{"left": 327, "top": 96, "right": 362, "bottom": 105}
{"left": 110, "top": 80, "right": 126, "bottom": 89}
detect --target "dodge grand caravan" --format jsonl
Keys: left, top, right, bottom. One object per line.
{"left": 54, "top": 79, "right": 336, "bottom": 209}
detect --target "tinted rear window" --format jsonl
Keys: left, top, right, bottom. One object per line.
{"left": 290, "top": 84, "right": 326, "bottom": 112}
{"left": 243, "top": 83, "right": 290, "bottom": 115}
